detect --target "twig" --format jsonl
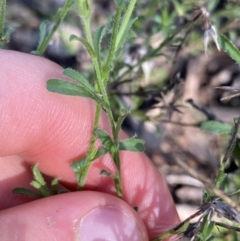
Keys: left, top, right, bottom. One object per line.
{"left": 222, "top": 116, "right": 240, "bottom": 164}
{"left": 175, "top": 153, "right": 240, "bottom": 212}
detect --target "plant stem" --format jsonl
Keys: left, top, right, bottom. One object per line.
{"left": 76, "top": 0, "right": 139, "bottom": 198}
{"left": 0, "top": 0, "right": 6, "bottom": 38}
{"left": 104, "top": 6, "right": 123, "bottom": 83}
{"left": 115, "top": 0, "right": 137, "bottom": 49}
{"left": 78, "top": 103, "right": 102, "bottom": 190}
{"left": 76, "top": 6, "right": 107, "bottom": 190}
{"left": 88, "top": 103, "right": 102, "bottom": 156}
{"left": 82, "top": 17, "right": 94, "bottom": 48}
{"left": 35, "top": 0, "right": 73, "bottom": 55}
{"left": 81, "top": 10, "right": 103, "bottom": 83}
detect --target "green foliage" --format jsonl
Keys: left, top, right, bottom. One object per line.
{"left": 119, "top": 137, "right": 145, "bottom": 152}
{"left": 31, "top": 21, "right": 49, "bottom": 55}
{"left": 32, "top": 0, "right": 73, "bottom": 55}
{"left": 12, "top": 165, "right": 60, "bottom": 198}
{"left": 76, "top": 0, "right": 92, "bottom": 19}
{"left": 0, "top": 0, "right": 14, "bottom": 48}
{"left": 70, "top": 35, "right": 96, "bottom": 58}
{"left": 12, "top": 187, "right": 41, "bottom": 198}
{"left": 47, "top": 79, "right": 95, "bottom": 99}
{"left": 151, "top": 221, "right": 190, "bottom": 241}
{"left": 218, "top": 35, "right": 240, "bottom": 65}
{"left": 115, "top": 17, "right": 138, "bottom": 51}
{"left": 95, "top": 129, "right": 114, "bottom": 151}
{"left": 5, "top": 0, "right": 240, "bottom": 240}
{"left": 63, "top": 68, "right": 96, "bottom": 97}
{"left": 201, "top": 121, "right": 238, "bottom": 135}
{"left": 93, "top": 25, "right": 106, "bottom": 61}
{"left": 197, "top": 221, "right": 215, "bottom": 241}
{"left": 45, "top": 0, "right": 140, "bottom": 197}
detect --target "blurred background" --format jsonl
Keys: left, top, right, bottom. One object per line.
{"left": 4, "top": 0, "right": 240, "bottom": 239}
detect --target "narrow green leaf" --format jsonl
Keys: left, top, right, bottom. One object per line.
{"left": 218, "top": 35, "right": 240, "bottom": 65}
{"left": 47, "top": 79, "right": 95, "bottom": 99}
{"left": 71, "top": 148, "right": 108, "bottom": 172}
{"left": 12, "top": 187, "right": 41, "bottom": 198}
{"left": 63, "top": 68, "right": 95, "bottom": 94}
{"left": 32, "top": 165, "right": 46, "bottom": 186}
{"left": 70, "top": 34, "right": 96, "bottom": 58}
{"left": 71, "top": 157, "right": 87, "bottom": 172}
{"left": 95, "top": 129, "right": 114, "bottom": 151}
{"left": 30, "top": 180, "right": 41, "bottom": 189}
{"left": 215, "top": 165, "right": 227, "bottom": 189}
{"left": 38, "top": 21, "right": 49, "bottom": 48}
{"left": 51, "top": 178, "right": 59, "bottom": 194}
{"left": 93, "top": 25, "right": 106, "bottom": 61}
{"left": 206, "top": 235, "right": 215, "bottom": 241}
{"left": 115, "top": 108, "right": 130, "bottom": 137}
{"left": 116, "top": 17, "right": 138, "bottom": 51}
{"left": 233, "top": 141, "right": 240, "bottom": 161}
{"left": 94, "top": 147, "right": 108, "bottom": 159}
{"left": 61, "top": 69, "right": 104, "bottom": 105}
{"left": 201, "top": 121, "right": 237, "bottom": 135}
{"left": 31, "top": 21, "right": 49, "bottom": 55}
{"left": 155, "top": 221, "right": 190, "bottom": 240}
{"left": 119, "top": 137, "right": 145, "bottom": 152}
{"left": 202, "top": 221, "right": 215, "bottom": 238}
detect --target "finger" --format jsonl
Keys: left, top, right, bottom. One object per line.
{"left": 0, "top": 50, "right": 180, "bottom": 238}
{"left": 0, "top": 191, "right": 148, "bottom": 241}
{"left": 0, "top": 156, "right": 35, "bottom": 209}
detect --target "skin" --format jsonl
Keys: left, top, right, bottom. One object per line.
{"left": 0, "top": 50, "right": 180, "bottom": 241}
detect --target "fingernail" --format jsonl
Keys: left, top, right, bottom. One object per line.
{"left": 76, "top": 206, "right": 144, "bottom": 241}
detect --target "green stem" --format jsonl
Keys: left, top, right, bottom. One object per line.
{"left": 76, "top": 0, "right": 138, "bottom": 198}
{"left": 114, "top": 109, "right": 128, "bottom": 142}
{"left": 104, "top": 6, "right": 123, "bottom": 82}
{"left": 100, "top": 85, "right": 116, "bottom": 134}
{"left": 82, "top": 12, "right": 103, "bottom": 83}
{"left": 35, "top": 0, "right": 73, "bottom": 55}
{"left": 98, "top": 72, "right": 123, "bottom": 197}
{"left": 88, "top": 103, "right": 102, "bottom": 156}
{"left": 0, "top": 0, "right": 6, "bottom": 38}
{"left": 82, "top": 17, "right": 94, "bottom": 48}
{"left": 115, "top": 0, "right": 137, "bottom": 49}
{"left": 113, "top": 157, "right": 122, "bottom": 198}
{"left": 78, "top": 103, "right": 102, "bottom": 190}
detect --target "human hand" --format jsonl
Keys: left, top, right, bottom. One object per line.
{"left": 0, "top": 50, "right": 180, "bottom": 241}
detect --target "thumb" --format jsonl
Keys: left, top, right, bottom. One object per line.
{"left": 0, "top": 191, "right": 148, "bottom": 241}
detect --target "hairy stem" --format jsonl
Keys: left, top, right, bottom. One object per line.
{"left": 0, "top": 0, "right": 6, "bottom": 38}
{"left": 35, "top": 0, "right": 73, "bottom": 55}
{"left": 78, "top": 103, "right": 102, "bottom": 190}
{"left": 115, "top": 0, "right": 137, "bottom": 49}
